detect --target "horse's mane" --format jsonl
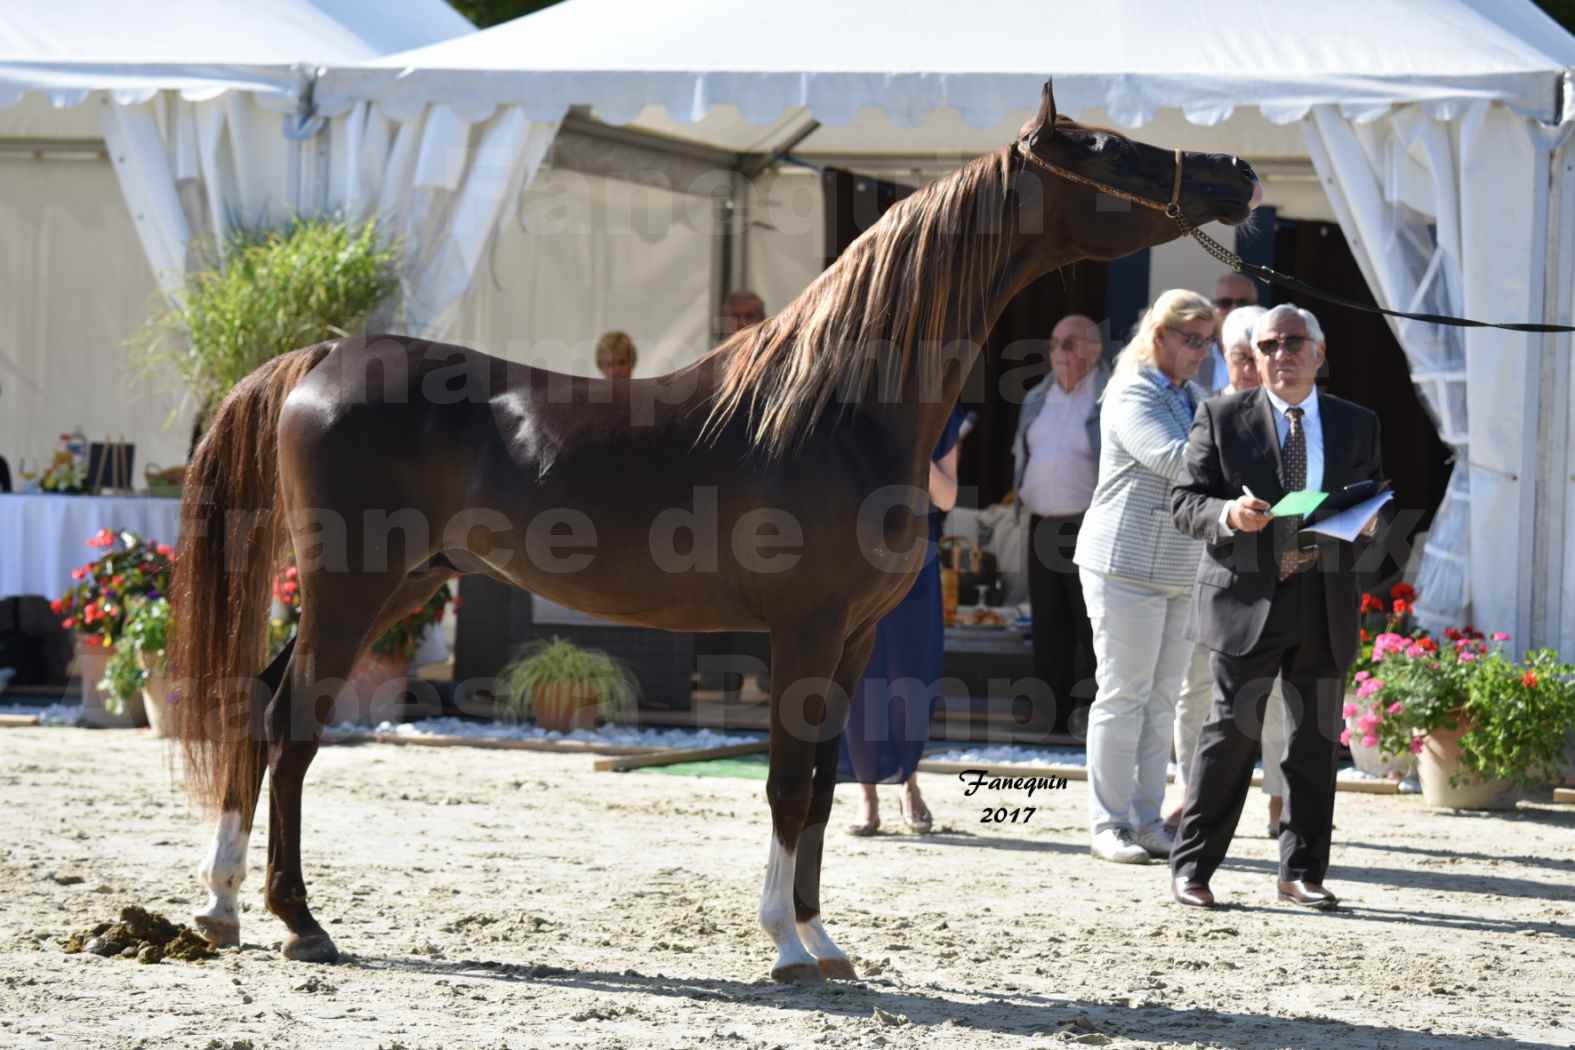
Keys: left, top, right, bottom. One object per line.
{"left": 699, "top": 146, "right": 1018, "bottom": 459}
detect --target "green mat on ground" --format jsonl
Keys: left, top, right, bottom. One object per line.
{"left": 638, "top": 754, "right": 770, "bottom": 780}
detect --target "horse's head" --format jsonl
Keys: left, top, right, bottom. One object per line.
{"left": 1015, "top": 80, "right": 1261, "bottom": 261}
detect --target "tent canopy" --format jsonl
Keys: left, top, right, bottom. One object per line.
{"left": 0, "top": 0, "right": 472, "bottom": 108}
{"left": 319, "top": 0, "right": 1575, "bottom": 150}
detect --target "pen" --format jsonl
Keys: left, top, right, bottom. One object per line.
{"left": 1242, "top": 484, "right": 1270, "bottom": 517}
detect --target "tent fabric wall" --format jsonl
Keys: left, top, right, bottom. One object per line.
{"left": 1300, "top": 97, "right": 1575, "bottom": 646}
{"left": 449, "top": 168, "right": 716, "bottom": 379}
{"left": 0, "top": 152, "right": 191, "bottom": 478}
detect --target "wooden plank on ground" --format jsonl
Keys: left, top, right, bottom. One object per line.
{"left": 1554, "top": 787, "right": 1575, "bottom": 805}
{"left": 0, "top": 713, "right": 41, "bottom": 727}
{"left": 594, "top": 740, "right": 769, "bottom": 773}
{"left": 320, "top": 730, "right": 657, "bottom": 757}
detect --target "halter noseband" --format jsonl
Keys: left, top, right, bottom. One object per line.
{"left": 1015, "top": 139, "right": 1186, "bottom": 222}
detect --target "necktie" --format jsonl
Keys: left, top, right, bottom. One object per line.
{"left": 1278, "top": 406, "right": 1308, "bottom": 581}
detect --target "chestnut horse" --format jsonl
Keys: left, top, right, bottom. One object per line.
{"left": 169, "top": 81, "right": 1259, "bottom": 982}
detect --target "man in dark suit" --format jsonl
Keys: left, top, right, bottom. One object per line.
{"left": 1167, "top": 303, "right": 1385, "bottom": 911}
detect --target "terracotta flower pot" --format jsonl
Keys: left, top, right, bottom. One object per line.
{"left": 328, "top": 651, "right": 412, "bottom": 727}
{"left": 136, "top": 650, "right": 175, "bottom": 739}
{"left": 75, "top": 637, "right": 147, "bottom": 729}
{"left": 1417, "top": 718, "right": 1520, "bottom": 811}
{"left": 531, "top": 682, "right": 602, "bottom": 733}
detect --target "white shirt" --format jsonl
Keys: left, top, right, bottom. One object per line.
{"left": 1264, "top": 386, "right": 1324, "bottom": 493}
{"left": 1020, "top": 371, "right": 1098, "bottom": 516}
{"left": 1217, "top": 386, "right": 1324, "bottom": 534}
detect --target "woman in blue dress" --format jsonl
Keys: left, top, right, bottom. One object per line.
{"left": 839, "top": 406, "right": 965, "bottom": 835}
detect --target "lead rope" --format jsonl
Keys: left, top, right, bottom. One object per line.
{"left": 1016, "top": 140, "right": 1575, "bottom": 335}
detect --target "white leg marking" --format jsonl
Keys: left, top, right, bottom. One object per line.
{"left": 195, "top": 810, "right": 249, "bottom": 944}
{"left": 759, "top": 836, "right": 815, "bottom": 979}
{"left": 796, "top": 916, "right": 847, "bottom": 963}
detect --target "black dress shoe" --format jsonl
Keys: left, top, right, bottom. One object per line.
{"left": 1277, "top": 879, "right": 1338, "bottom": 910}
{"left": 1172, "top": 877, "right": 1215, "bottom": 909}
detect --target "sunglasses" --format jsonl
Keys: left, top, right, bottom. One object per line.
{"left": 1256, "top": 335, "right": 1310, "bottom": 356}
{"left": 1214, "top": 297, "right": 1255, "bottom": 310}
{"left": 1166, "top": 327, "right": 1212, "bottom": 351}
{"left": 1048, "top": 337, "right": 1091, "bottom": 352}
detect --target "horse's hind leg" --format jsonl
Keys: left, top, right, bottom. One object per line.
{"left": 761, "top": 614, "right": 850, "bottom": 984}
{"left": 194, "top": 637, "right": 294, "bottom": 948}
{"left": 794, "top": 623, "right": 875, "bottom": 981}
{"left": 266, "top": 569, "right": 449, "bottom": 962}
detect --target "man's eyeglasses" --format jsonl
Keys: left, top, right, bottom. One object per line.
{"left": 1214, "top": 296, "right": 1254, "bottom": 311}
{"left": 1166, "top": 328, "right": 1211, "bottom": 351}
{"left": 1256, "top": 335, "right": 1309, "bottom": 356}
{"left": 1048, "top": 337, "right": 1091, "bottom": 352}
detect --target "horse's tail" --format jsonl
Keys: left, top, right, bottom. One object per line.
{"left": 171, "top": 343, "right": 333, "bottom": 813}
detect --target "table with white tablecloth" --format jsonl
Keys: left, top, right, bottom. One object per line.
{"left": 0, "top": 493, "right": 183, "bottom": 601}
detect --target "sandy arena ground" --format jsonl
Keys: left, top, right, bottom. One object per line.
{"left": 1, "top": 725, "right": 1572, "bottom": 1050}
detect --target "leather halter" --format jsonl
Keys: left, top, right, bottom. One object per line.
{"left": 1013, "top": 136, "right": 1575, "bottom": 334}
{"left": 1015, "top": 139, "right": 1185, "bottom": 220}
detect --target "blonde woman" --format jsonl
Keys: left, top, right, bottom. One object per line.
{"left": 595, "top": 331, "right": 637, "bottom": 380}
{"left": 1073, "top": 290, "right": 1216, "bottom": 864}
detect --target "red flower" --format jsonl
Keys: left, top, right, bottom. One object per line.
{"left": 86, "top": 528, "right": 116, "bottom": 549}
{"left": 1392, "top": 599, "right": 1410, "bottom": 615}
{"left": 1444, "top": 627, "right": 1461, "bottom": 641}
{"left": 156, "top": 543, "right": 174, "bottom": 557}
{"left": 1418, "top": 637, "right": 1438, "bottom": 653}
{"left": 71, "top": 567, "right": 87, "bottom": 581}
{"left": 1360, "top": 593, "right": 1382, "bottom": 614}
{"left": 1390, "top": 582, "right": 1417, "bottom": 603}
{"left": 61, "top": 617, "right": 75, "bottom": 629}
{"left": 1522, "top": 671, "right": 1539, "bottom": 688}
{"left": 1359, "top": 628, "right": 1370, "bottom": 642}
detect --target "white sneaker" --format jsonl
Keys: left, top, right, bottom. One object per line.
{"left": 1090, "top": 827, "right": 1151, "bottom": 864}
{"left": 1133, "top": 822, "right": 1176, "bottom": 859}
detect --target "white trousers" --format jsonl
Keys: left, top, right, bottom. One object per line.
{"left": 1174, "top": 643, "right": 1288, "bottom": 800}
{"left": 1081, "top": 568, "right": 1193, "bottom": 836}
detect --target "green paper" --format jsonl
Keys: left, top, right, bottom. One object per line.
{"left": 1269, "top": 490, "right": 1328, "bottom": 517}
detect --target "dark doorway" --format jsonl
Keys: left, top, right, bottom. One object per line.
{"left": 820, "top": 166, "right": 1110, "bottom": 511}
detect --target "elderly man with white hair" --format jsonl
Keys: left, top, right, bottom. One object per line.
{"left": 1167, "top": 304, "right": 1291, "bottom": 842}
{"left": 1168, "top": 301, "right": 1386, "bottom": 912}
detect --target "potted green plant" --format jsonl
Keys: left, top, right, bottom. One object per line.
{"left": 133, "top": 216, "right": 399, "bottom": 443}
{"left": 497, "top": 637, "right": 640, "bottom": 733}
{"left": 269, "top": 562, "right": 454, "bottom": 726}
{"left": 103, "top": 595, "right": 174, "bottom": 737}
{"left": 52, "top": 529, "right": 174, "bottom": 727}
{"left": 1366, "top": 628, "right": 1567, "bottom": 810}
{"left": 1344, "top": 582, "right": 1425, "bottom": 779}
{"left": 1445, "top": 647, "right": 1575, "bottom": 802}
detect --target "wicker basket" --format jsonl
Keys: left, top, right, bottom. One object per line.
{"left": 144, "top": 463, "right": 185, "bottom": 499}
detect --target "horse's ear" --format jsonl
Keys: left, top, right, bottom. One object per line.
{"left": 1021, "top": 78, "right": 1057, "bottom": 150}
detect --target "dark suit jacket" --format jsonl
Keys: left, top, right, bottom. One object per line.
{"left": 1170, "top": 386, "right": 1385, "bottom": 668}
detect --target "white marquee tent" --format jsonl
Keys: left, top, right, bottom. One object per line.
{"left": 0, "top": 0, "right": 473, "bottom": 476}
{"left": 5, "top": 0, "right": 1575, "bottom": 656}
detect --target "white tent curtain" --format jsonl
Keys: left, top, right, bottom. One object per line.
{"left": 1302, "top": 96, "right": 1574, "bottom": 641}
{"left": 96, "top": 88, "right": 562, "bottom": 341}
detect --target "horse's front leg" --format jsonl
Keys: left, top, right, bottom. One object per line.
{"left": 793, "top": 622, "right": 875, "bottom": 981}
{"left": 761, "top": 613, "right": 850, "bottom": 984}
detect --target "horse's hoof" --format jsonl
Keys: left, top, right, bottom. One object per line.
{"left": 770, "top": 962, "right": 824, "bottom": 985}
{"left": 193, "top": 914, "right": 239, "bottom": 949}
{"left": 817, "top": 957, "right": 859, "bottom": 981}
{"left": 281, "top": 931, "right": 339, "bottom": 964}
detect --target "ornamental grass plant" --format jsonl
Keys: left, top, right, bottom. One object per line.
{"left": 134, "top": 216, "right": 400, "bottom": 425}
{"left": 497, "top": 637, "right": 640, "bottom": 726}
